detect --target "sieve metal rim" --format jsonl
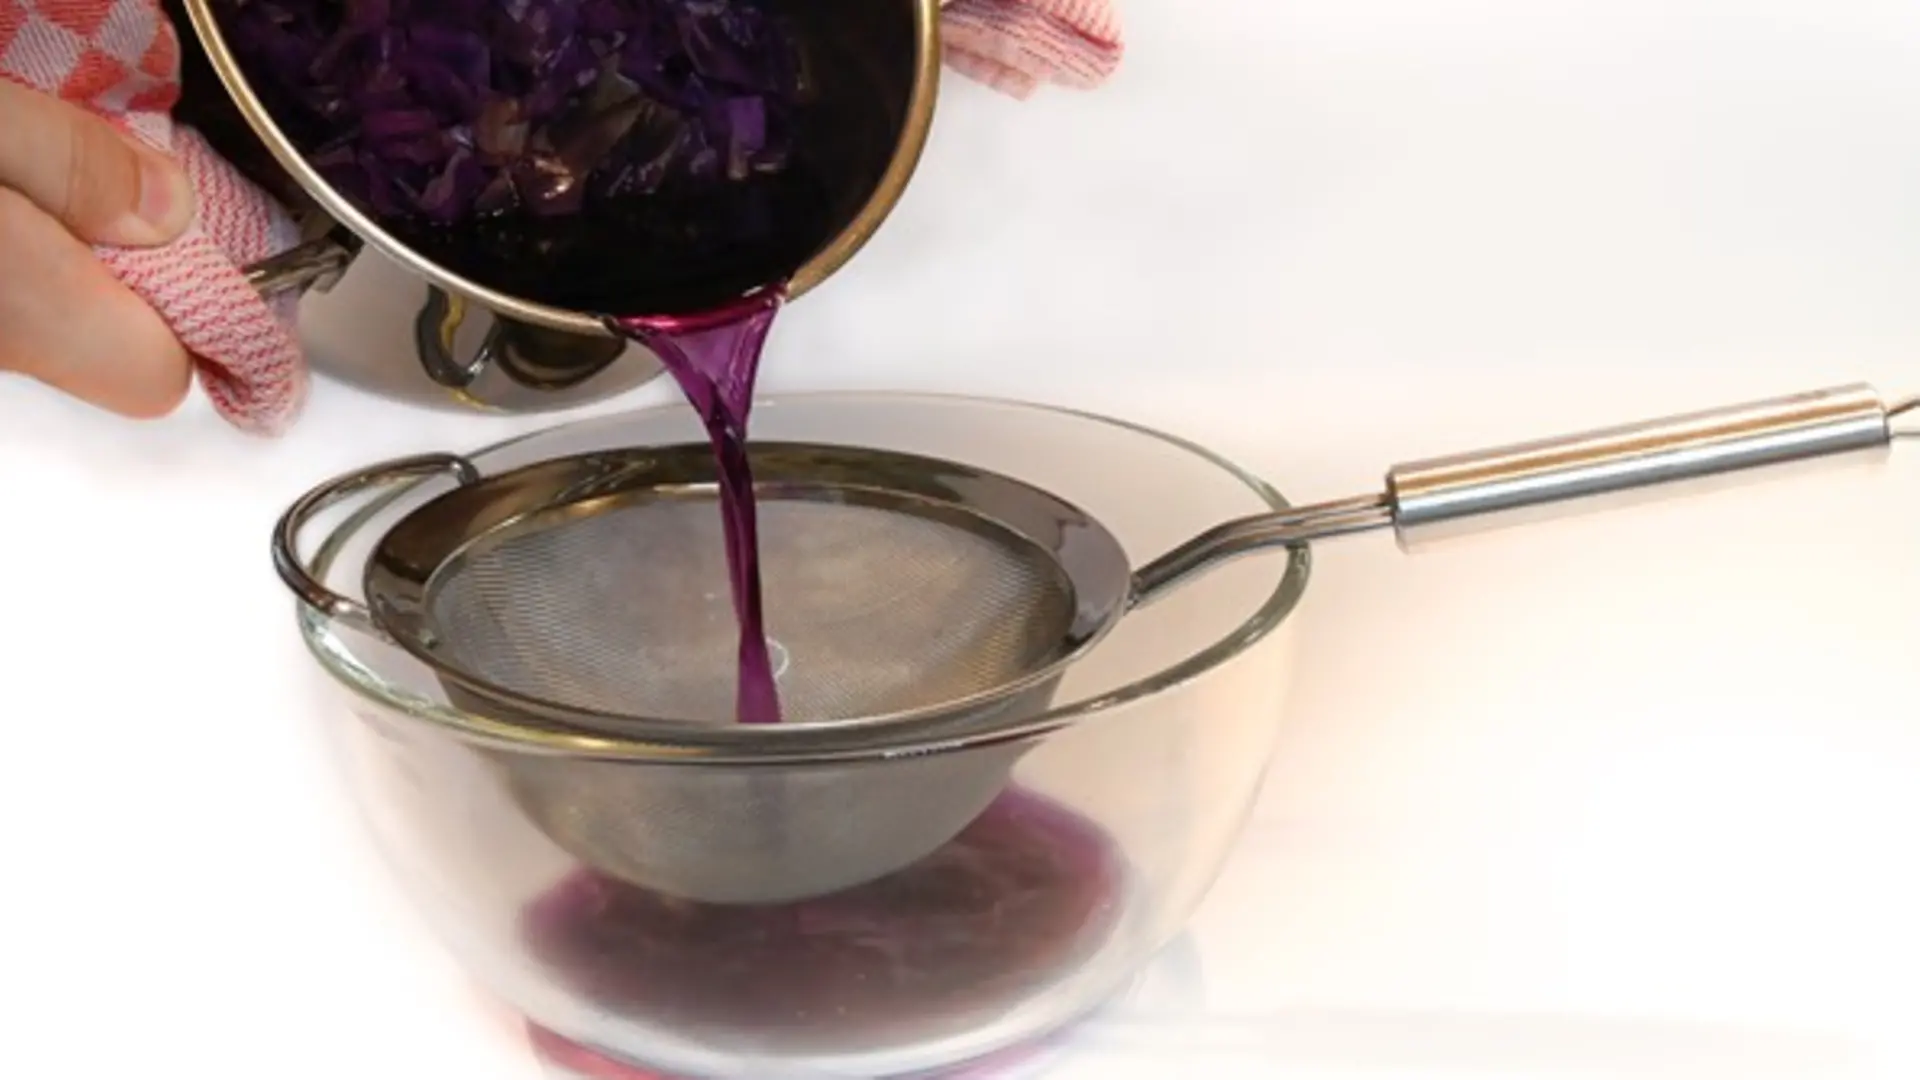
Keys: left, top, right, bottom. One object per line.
{"left": 291, "top": 392, "right": 1313, "bottom": 766}
{"left": 355, "top": 439, "right": 1135, "bottom": 740}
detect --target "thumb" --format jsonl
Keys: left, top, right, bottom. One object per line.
{"left": 0, "top": 80, "right": 197, "bottom": 247}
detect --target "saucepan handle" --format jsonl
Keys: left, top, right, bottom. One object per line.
{"left": 244, "top": 235, "right": 357, "bottom": 298}
{"left": 271, "top": 454, "right": 482, "bottom": 635}
{"left": 1385, "top": 383, "right": 1906, "bottom": 548}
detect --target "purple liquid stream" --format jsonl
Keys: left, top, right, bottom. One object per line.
{"left": 570, "top": 307, "right": 1127, "bottom": 1062}
{"left": 609, "top": 287, "right": 787, "bottom": 725}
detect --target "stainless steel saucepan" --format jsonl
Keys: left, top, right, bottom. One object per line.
{"left": 164, "top": 0, "right": 941, "bottom": 412}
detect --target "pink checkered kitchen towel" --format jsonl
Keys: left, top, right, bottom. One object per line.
{"left": 0, "top": 0, "right": 307, "bottom": 433}
{"left": 943, "top": 0, "right": 1124, "bottom": 100}
{"left": 0, "top": 0, "right": 1123, "bottom": 434}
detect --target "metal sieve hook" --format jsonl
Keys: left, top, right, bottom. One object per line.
{"left": 272, "top": 453, "right": 483, "bottom": 637}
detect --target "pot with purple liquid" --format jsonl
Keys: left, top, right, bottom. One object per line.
{"left": 170, "top": 0, "right": 939, "bottom": 412}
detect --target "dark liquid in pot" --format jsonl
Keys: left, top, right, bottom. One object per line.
{"left": 412, "top": 168, "right": 837, "bottom": 316}
{"left": 201, "top": 0, "right": 915, "bottom": 316}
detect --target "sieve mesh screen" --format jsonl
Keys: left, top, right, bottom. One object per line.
{"left": 424, "top": 494, "right": 1078, "bottom": 724}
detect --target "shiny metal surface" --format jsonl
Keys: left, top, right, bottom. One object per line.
{"left": 495, "top": 690, "right": 1043, "bottom": 905}
{"left": 408, "top": 287, "right": 665, "bottom": 413}
{"left": 336, "top": 441, "right": 1128, "bottom": 739}
{"left": 273, "top": 453, "right": 482, "bottom": 637}
{"left": 1131, "top": 382, "right": 1904, "bottom": 585}
{"left": 1386, "top": 382, "right": 1895, "bottom": 547}
{"left": 244, "top": 236, "right": 353, "bottom": 296}
{"left": 1129, "top": 494, "right": 1392, "bottom": 608}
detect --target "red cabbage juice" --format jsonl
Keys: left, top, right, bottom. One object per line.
{"left": 521, "top": 787, "right": 1126, "bottom": 1052}
{"left": 608, "top": 292, "right": 786, "bottom": 725}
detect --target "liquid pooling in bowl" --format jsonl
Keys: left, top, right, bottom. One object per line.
{"left": 519, "top": 788, "right": 1126, "bottom": 1057}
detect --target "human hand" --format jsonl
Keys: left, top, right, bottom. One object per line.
{"left": 0, "top": 78, "right": 198, "bottom": 418}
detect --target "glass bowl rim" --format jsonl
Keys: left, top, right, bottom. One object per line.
{"left": 295, "top": 390, "right": 1313, "bottom": 765}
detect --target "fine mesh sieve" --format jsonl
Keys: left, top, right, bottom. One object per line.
{"left": 276, "top": 383, "right": 1914, "bottom": 905}
{"left": 352, "top": 443, "right": 1128, "bottom": 734}
{"left": 424, "top": 492, "right": 1073, "bottom": 726}
{"left": 279, "top": 441, "right": 1129, "bottom": 904}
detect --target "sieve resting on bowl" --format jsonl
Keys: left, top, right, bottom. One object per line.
{"left": 275, "top": 382, "right": 1915, "bottom": 905}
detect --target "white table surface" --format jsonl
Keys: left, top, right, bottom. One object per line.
{"left": 2, "top": 2, "right": 1918, "bottom": 1077}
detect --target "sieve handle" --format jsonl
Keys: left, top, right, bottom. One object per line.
{"left": 1383, "top": 382, "right": 1900, "bottom": 549}
{"left": 1131, "top": 383, "right": 1909, "bottom": 606}
{"left": 271, "top": 454, "right": 482, "bottom": 635}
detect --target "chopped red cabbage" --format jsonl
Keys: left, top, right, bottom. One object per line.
{"left": 211, "top": 0, "right": 803, "bottom": 228}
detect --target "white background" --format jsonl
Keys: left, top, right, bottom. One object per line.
{"left": 2, "top": 1, "right": 1918, "bottom": 1077}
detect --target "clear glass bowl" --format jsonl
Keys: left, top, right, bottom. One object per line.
{"left": 293, "top": 393, "right": 1311, "bottom": 1078}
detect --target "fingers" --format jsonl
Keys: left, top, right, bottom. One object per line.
{"left": 0, "top": 79, "right": 196, "bottom": 247}
{"left": 0, "top": 82, "right": 198, "bottom": 417}
{"left": 0, "top": 187, "right": 193, "bottom": 418}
